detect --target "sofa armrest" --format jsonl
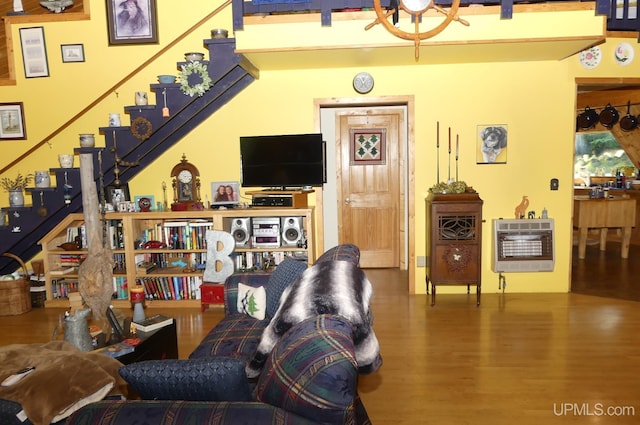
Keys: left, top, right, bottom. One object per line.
{"left": 223, "top": 272, "right": 270, "bottom": 315}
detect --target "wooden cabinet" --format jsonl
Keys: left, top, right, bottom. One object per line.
{"left": 426, "top": 193, "right": 483, "bottom": 306}
{"left": 38, "top": 208, "right": 315, "bottom": 309}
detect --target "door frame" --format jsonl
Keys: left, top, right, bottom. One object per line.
{"left": 314, "top": 96, "right": 416, "bottom": 292}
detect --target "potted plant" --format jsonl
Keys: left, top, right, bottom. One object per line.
{"left": 1, "top": 172, "right": 33, "bottom": 207}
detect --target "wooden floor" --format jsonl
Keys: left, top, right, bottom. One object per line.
{"left": 1, "top": 248, "right": 639, "bottom": 425}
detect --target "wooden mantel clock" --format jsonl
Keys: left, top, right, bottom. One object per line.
{"left": 170, "top": 154, "right": 204, "bottom": 211}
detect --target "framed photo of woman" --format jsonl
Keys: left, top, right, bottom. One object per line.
{"left": 106, "top": 0, "right": 158, "bottom": 45}
{"left": 211, "top": 181, "right": 240, "bottom": 207}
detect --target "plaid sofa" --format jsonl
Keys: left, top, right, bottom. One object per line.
{"left": 189, "top": 243, "right": 361, "bottom": 363}
{"left": 62, "top": 244, "right": 371, "bottom": 425}
{"left": 65, "top": 314, "right": 371, "bottom": 425}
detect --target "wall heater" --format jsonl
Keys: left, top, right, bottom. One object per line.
{"left": 492, "top": 218, "right": 555, "bottom": 272}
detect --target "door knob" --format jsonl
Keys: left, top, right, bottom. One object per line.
{"left": 345, "top": 198, "right": 351, "bottom": 204}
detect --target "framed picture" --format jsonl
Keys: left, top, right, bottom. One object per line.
{"left": 211, "top": 181, "right": 240, "bottom": 207}
{"left": 19, "top": 26, "right": 49, "bottom": 78}
{"left": 134, "top": 195, "right": 155, "bottom": 212}
{"left": 106, "top": 0, "right": 159, "bottom": 45}
{"left": 61, "top": 44, "right": 85, "bottom": 63}
{"left": 105, "top": 184, "right": 130, "bottom": 208}
{"left": 0, "top": 103, "right": 27, "bottom": 140}
{"left": 477, "top": 124, "right": 508, "bottom": 164}
{"left": 106, "top": 306, "right": 125, "bottom": 342}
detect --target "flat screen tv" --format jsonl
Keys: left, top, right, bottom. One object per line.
{"left": 240, "top": 133, "right": 326, "bottom": 189}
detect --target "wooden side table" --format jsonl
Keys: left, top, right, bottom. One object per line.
{"left": 117, "top": 320, "right": 179, "bottom": 365}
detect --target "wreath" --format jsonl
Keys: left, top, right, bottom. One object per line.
{"left": 179, "top": 61, "right": 213, "bottom": 97}
{"left": 131, "top": 116, "right": 153, "bottom": 141}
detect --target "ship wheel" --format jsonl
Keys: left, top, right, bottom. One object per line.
{"left": 365, "top": 0, "right": 469, "bottom": 60}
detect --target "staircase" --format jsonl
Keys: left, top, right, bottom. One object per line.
{"left": 0, "top": 37, "right": 257, "bottom": 274}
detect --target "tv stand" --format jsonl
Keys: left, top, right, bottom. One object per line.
{"left": 248, "top": 189, "right": 313, "bottom": 208}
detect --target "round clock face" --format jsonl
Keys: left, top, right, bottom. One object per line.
{"left": 353, "top": 72, "right": 374, "bottom": 94}
{"left": 401, "top": 0, "right": 432, "bottom": 13}
{"left": 178, "top": 170, "right": 192, "bottom": 183}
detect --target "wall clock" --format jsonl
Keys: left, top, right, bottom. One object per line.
{"left": 353, "top": 72, "right": 374, "bottom": 94}
{"left": 366, "top": 0, "right": 469, "bottom": 60}
{"left": 170, "top": 154, "right": 204, "bottom": 211}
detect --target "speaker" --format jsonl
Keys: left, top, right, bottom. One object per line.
{"left": 281, "top": 217, "right": 303, "bottom": 247}
{"left": 228, "top": 218, "right": 251, "bottom": 248}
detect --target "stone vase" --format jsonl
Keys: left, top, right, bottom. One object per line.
{"left": 8, "top": 189, "right": 24, "bottom": 207}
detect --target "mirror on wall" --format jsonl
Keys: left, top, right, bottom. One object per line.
{"left": 574, "top": 131, "right": 636, "bottom": 187}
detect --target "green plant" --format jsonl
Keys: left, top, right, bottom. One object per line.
{"left": 0, "top": 173, "right": 33, "bottom": 192}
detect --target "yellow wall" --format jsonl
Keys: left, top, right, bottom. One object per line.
{"left": 0, "top": 1, "right": 636, "bottom": 295}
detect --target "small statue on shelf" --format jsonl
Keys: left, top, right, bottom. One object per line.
{"left": 514, "top": 195, "right": 529, "bottom": 219}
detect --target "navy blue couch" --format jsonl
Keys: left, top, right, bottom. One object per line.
{"left": 65, "top": 244, "right": 373, "bottom": 424}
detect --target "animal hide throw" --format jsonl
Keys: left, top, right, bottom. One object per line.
{"left": 0, "top": 340, "right": 127, "bottom": 425}
{"left": 246, "top": 260, "right": 382, "bottom": 378}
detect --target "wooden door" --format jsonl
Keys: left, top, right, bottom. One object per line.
{"left": 336, "top": 108, "right": 404, "bottom": 268}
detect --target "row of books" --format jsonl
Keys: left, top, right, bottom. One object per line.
{"left": 67, "top": 221, "right": 125, "bottom": 250}
{"left": 139, "top": 220, "right": 213, "bottom": 250}
{"left": 136, "top": 276, "right": 203, "bottom": 301}
{"left": 231, "top": 251, "right": 308, "bottom": 272}
{"left": 113, "top": 276, "right": 128, "bottom": 300}
{"left": 134, "top": 252, "right": 207, "bottom": 271}
{"left": 51, "top": 278, "right": 79, "bottom": 299}
{"left": 66, "top": 225, "right": 87, "bottom": 248}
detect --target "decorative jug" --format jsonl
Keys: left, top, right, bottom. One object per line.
{"left": 135, "top": 91, "right": 148, "bottom": 106}
{"left": 53, "top": 308, "right": 94, "bottom": 351}
{"left": 34, "top": 170, "right": 50, "bottom": 188}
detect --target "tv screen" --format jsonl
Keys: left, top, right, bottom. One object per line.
{"left": 240, "top": 133, "right": 326, "bottom": 188}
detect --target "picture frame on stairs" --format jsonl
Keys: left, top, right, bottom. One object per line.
{"left": 19, "top": 27, "right": 49, "bottom": 78}
{"left": 106, "top": 0, "right": 159, "bottom": 45}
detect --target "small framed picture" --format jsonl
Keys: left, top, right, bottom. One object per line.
{"left": 211, "top": 181, "right": 240, "bottom": 207}
{"left": 134, "top": 195, "right": 155, "bottom": 212}
{"left": 0, "top": 103, "right": 27, "bottom": 140}
{"left": 19, "top": 26, "right": 49, "bottom": 78}
{"left": 106, "top": 0, "right": 159, "bottom": 45}
{"left": 477, "top": 124, "right": 508, "bottom": 164}
{"left": 117, "top": 201, "right": 129, "bottom": 212}
{"left": 105, "top": 183, "right": 130, "bottom": 208}
{"left": 61, "top": 44, "right": 85, "bottom": 63}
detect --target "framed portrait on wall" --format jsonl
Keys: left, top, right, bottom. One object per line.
{"left": 477, "top": 124, "right": 508, "bottom": 164}
{"left": 106, "top": 0, "right": 159, "bottom": 45}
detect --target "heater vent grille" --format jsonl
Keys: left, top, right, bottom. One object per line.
{"left": 492, "top": 219, "right": 555, "bottom": 272}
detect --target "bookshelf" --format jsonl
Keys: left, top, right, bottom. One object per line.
{"left": 38, "top": 208, "right": 315, "bottom": 309}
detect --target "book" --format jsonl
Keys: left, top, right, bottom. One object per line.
{"left": 132, "top": 314, "right": 173, "bottom": 332}
{"left": 94, "top": 341, "right": 135, "bottom": 358}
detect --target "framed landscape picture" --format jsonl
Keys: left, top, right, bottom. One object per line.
{"left": 61, "top": 44, "right": 85, "bottom": 63}
{"left": 106, "top": 0, "right": 159, "bottom": 45}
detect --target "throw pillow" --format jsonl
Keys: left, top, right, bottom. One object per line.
{"left": 253, "top": 315, "right": 358, "bottom": 424}
{"left": 118, "top": 358, "right": 252, "bottom": 402}
{"left": 237, "top": 283, "right": 266, "bottom": 320}
{"left": 265, "top": 257, "right": 307, "bottom": 318}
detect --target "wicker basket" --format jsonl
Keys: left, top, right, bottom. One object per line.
{"left": 0, "top": 253, "right": 32, "bottom": 316}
